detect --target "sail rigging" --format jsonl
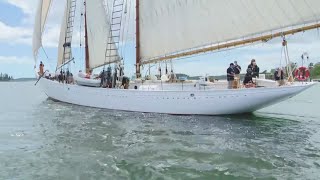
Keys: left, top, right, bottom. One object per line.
{"left": 86, "top": 0, "right": 120, "bottom": 70}
{"left": 138, "top": 0, "right": 320, "bottom": 64}
{"left": 57, "top": 0, "right": 76, "bottom": 68}
{"left": 32, "top": 0, "right": 52, "bottom": 63}
{"left": 55, "top": 0, "right": 121, "bottom": 71}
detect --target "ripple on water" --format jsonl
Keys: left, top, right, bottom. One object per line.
{"left": 1, "top": 83, "right": 320, "bottom": 179}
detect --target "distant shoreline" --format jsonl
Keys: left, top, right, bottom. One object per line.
{"left": 1, "top": 78, "right": 37, "bottom": 82}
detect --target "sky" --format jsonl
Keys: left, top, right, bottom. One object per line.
{"left": 0, "top": 0, "right": 320, "bottom": 78}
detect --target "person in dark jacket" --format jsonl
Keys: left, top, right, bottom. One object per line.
{"left": 243, "top": 68, "right": 256, "bottom": 88}
{"left": 234, "top": 61, "right": 241, "bottom": 88}
{"left": 274, "top": 68, "right": 285, "bottom": 86}
{"left": 227, "top": 63, "right": 235, "bottom": 89}
{"left": 248, "top": 59, "right": 260, "bottom": 78}
{"left": 243, "top": 68, "right": 253, "bottom": 85}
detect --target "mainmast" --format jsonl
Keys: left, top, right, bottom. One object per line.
{"left": 135, "top": 0, "right": 141, "bottom": 78}
{"left": 84, "top": 0, "right": 90, "bottom": 73}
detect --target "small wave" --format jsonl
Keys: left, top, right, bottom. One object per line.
{"left": 171, "top": 131, "right": 195, "bottom": 136}
{"left": 10, "top": 131, "right": 26, "bottom": 137}
{"left": 256, "top": 112, "right": 318, "bottom": 121}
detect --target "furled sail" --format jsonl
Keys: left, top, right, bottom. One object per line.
{"left": 139, "top": 0, "right": 320, "bottom": 63}
{"left": 86, "top": 0, "right": 120, "bottom": 69}
{"left": 32, "top": 0, "right": 52, "bottom": 62}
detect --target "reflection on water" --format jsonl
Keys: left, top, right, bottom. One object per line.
{"left": 0, "top": 82, "right": 319, "bottom": 179}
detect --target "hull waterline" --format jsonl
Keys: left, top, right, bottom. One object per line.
{"left": 37, "top": 78, "right": 315, "bottom": 115}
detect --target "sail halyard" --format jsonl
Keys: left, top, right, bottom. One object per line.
{"left": 32, "top": 0, "right": 52, "bottom": 63}
{"left": 138, "top": 0, "right": 320, "bottom": 64}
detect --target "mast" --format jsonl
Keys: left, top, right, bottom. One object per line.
{"left": 84, "top": 0, "right": 90, "bottom": 73}
{"left": 135, "top": 0, "right": 141, "bottom": 78}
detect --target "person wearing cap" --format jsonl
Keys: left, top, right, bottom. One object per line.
{"left": 39, "top": 61, "right": 44, "bottom": 76}
{"left": 227, "top": 63, "right": 235, "bottom": 89}
{"left": 234, "top": 61, "right": 241, "bottom": 88}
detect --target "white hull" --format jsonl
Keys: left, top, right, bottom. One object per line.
{"left": 38, "top": 78, "right": 314, "bottom": 115}
{"left": 130, "top": 78, "right": 278, "bottom": 91}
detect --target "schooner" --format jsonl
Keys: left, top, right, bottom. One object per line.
{"left": 33, "top": 0, "right": 318, "bottom": 115}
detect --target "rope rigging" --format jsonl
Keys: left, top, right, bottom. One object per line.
{"left": 281, "top": 36, "right": 294, "bottom": 82}
{"left": 97, "top": 0, "right": 131, "bottom": 88}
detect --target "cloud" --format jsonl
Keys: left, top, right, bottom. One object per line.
{"left": 0, "top": 56, "right": 34, "bottom": 65}
{"left": 0, "top": 1, "right": 84, "bottom": 49}
{"left": 0, "top": 1, "right": 60, "bottom": 47}
{"left": 4, "top": 0, "right": 38, "bottom": 25}
{"left": 0, "top": 20, "right": 68, "bottom": 48}
{"left": 0, "top": 21, "right": 32, "bottom": 45}
{"left": 5, "top": 0, "right": 37, "bottom": 15}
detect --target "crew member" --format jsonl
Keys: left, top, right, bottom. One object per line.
{"left": 227, "top": 63, "right": 235, "bottom": 89}
{"left": 39, "top": 61, "right": 44, "bottom": 76}
{"left": 248, "top": 59, "right": 260, "bottom": 78}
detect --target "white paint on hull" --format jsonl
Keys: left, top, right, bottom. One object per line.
{"left": 74, "top": 76, "right": 101, "bottom": 87}
{"left": 38, "top": 78, "right": 314, "bottom": 115}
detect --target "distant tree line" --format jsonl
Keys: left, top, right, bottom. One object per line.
{"left": 0, "top": 73, "right": 13, "bottom": 81}
{"left": 309, "top": 62, "right": 320, "bottom": 79}
{"left": 267, "top": 62, "right": 320, "bottom": 80}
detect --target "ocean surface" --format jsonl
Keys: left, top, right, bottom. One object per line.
{"left": 0, "top": 82, "right": 319, "bottom": 180}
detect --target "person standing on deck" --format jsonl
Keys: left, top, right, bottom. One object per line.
{"left": 62, "top": 71, "right": 66, "bottom": 83}
{"left": 234, "top": 61, "right": 241, "bottom": 87}
{"left": 227, "top": 63, "right": 235, "bottom": 89}
{"left": 66, "top": 70, "right": 70, "bottom": 84}
{"left": 58, "top": 70, "right": 63, "bottom": 83}
{"left": 274, "top": 68, "right": 285, "bottom": 86}
{"left": 248, "top": 59, "right": 260, "bottom": 78}
{"left": 39, "top": 61, "right": 44, "bottom": 76}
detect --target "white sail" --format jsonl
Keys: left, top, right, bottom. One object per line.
{"left": 32, "top": 0, "right": 52, "bottom": 62}
{"left": 86, "top": 0, "right": 120, "bottom": 69}
{"left": 57, "top": 0, "right": 73, "bottom": 68}
{"left": 139, "top": 0, "right": 320, "bottom": 62}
